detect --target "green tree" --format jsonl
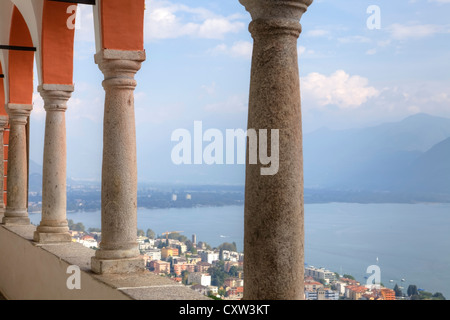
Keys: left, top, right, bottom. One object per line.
{"left": 419, "top": 291, "right": 433, "bottom": 300}
{"left": 137, "top": 229, "right": 145, "bottom": 237}
{"left": 432, "top": 292, "right": 445, "bottom": 300}
{"left": 407, "top": 285, "right": 418, "bottom": 297}
{"left": 181, "top": 270, "right": 189, "bottom": 285}
{"left": 343, "top": 274, "right": 355, "bottom": 280}
{"left": 394, "top": 284, "right": 403, "bottom": 297}
{"left": 72, "top": 222, "right": 85, "bottom": 232}
{"left": 218, "top": 242, "right": 237, "bottom": 252}
{"left": 88, "top": 227, "right": 101, "bottom": 233}
{"left": 209, "top": 262, "right": 226, "bottom": 287}
{"left": 228, "top": 266, "right": 239, "bottom": 277}
{"left": 146, "top": 229, "right": 155, "bottom": 239}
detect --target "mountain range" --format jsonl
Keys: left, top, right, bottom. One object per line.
{"left": 303, "top": 113, "right": 450, "bottom": 196}
{"left": 28, "top": 113, "right": 450, "bottom": 202}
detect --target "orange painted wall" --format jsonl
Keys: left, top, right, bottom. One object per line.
{"left": 8, "top": 6, "right": 34, "bottom": 104}
{"left": 101, "top": 0, "right": 145, "bottom": 51}
{"left": 41, "top": 0, "right": 75, "bottom": 85}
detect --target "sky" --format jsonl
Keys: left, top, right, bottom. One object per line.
{"left": 29, "top": 0, "right": 450, "bottom": 184}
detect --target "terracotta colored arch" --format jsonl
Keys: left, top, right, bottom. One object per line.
{"left": 8, "top": 6, "right": 34, "bottom": 105}
{"left": 41, "top": 0, "right": 76, "bottom": 85}
{"left": 101, "top": 0, "right": 145, "bottom": 51}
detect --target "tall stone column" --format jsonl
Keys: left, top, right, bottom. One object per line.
{"left": 91, "top": 49, "right": 146, "bottom": 274}
{"left": 240, "top": 0, "right": 312, "bottom": 299}
{"left": 0, "top": 115, "right": 8, "bottom": 219}
{"left": 2, "top": 104, "right": 32, "bottom": 225}
{"left": 34, "top": 85, "right": 73, "bottom": 243}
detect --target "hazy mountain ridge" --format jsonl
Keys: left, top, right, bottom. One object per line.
{"left": 27, "top": 113, "right": 450, "bottom": 202}
{"left": 303, "top": 113, "right": 450, "bottom": 195}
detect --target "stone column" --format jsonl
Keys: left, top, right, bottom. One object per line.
{"left": 2, "top": 104, "right": 32, "bottom": 225}
{"left": 240, "top": 0, "right": 312, "bottom": 299}
{"left": 0, "top": 115, "right": 8, "bottom": 219}
{"left": 33, "top": 85, "right": 74, "bottom": 243}
{"left": 91, "top": 49, "right": 146, "bottom": 274}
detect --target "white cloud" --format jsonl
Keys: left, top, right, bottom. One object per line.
{"left": 337, "top": 36, "right": 371, "bottom": 44}
{"left": 306, "top": 29, "right": 330, "bottom": 37}
{"left": 145, "top": 0, "right": 245, "bottom": 40}
{"left": 209, "top": 41, "right": 253, "bottom": 59}
{"left": 301, "top": 70, "right": 380, "bottom": 109}
{"left": 204, "top": 94, "right": 248, "bottom": 114}
{"left": 31, "top": 93, "right": 45, "bottom": 121}
{"left": 387, "top": 23, "right": 448, "bottom": 40}
{"left": 73, "top": 4, "right": 95, "bottom": 43}
{"left": 201, "top": 82, "right": 217, "bottom": 96}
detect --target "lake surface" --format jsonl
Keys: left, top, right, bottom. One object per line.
{"left": 29, "top": 202, "right": 450, "bottom": 299}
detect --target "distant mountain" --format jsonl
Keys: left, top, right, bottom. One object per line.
{"left": 303, "top": 113, "right": 450, "bottom": 195}
{"left": 29, "top": 160, "right": 43, "bottom": 175}
{"left": 404, "top": 137, "right": 450, "bottom": 193}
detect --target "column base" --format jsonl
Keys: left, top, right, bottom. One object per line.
{"left": 2, "top": 216, "right": 30, "bottom": 225}
{"left": 33, "top": 231, "right": 72, "bottom": 243}
{"left": 91, "top": 256, "right": 145, "bottom": 274}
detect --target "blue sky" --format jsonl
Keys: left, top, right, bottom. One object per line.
{"left": 29, "top": 0, "right": 450, "bottom": 184}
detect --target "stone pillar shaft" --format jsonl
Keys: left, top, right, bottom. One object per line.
{"left": 91, "top": 49, "right": 146, "bottom": 274}
{"left": 2, "top": 104, "right": 32, "bottom": 225}
{"left": 240, "top": 0, "right": 312, "bottom": 300}
{"left": 34, "top": 85, "right": 73, "bottom": 243}
{"left": 0, "top": 115, "right": 8, "bottom": 219}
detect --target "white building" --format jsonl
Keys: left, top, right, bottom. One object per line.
{"left": 188, "top": 272, "right": 211, "bottom": 287}
{"left": 335, "top": 281, "right": 347, "bottom": 295}
{"left": 201, "top": 251, "right": 220, "bottom": 264}
{"left": 305, "top": 266, "right": 336, "bottom": 284}
{"left": 146, "top": 249, "right": 161, "bottom": 261}
{"left": 78, "top": 236, "right": 98, "bottom": 249}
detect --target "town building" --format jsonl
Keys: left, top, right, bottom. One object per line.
{"left": 201, "top": 250, "right": 220, "bottom": 264}
{"left": 161, "top": 247, "right": 179, "bottom": 259}
{"left": 226, "top": 286, "right": 244, "bottom": 299}
{"left": 304, "top": 277, "right": 324, "bottom": 292}
{"left": 145, "top": 249, "right": 161, "bottom": 261}
{"left": 305, "top": 266, "right": 336, "bottom": 284}
{"left": 305, "top": 288, "right": 339, "bottom": 300}
{"left": 188, "top": 273, "right": 211, "bottom": 287}
{"left": 173, "top": 263, "right": 196, "bottom": 276}
{"left": 224, "top": 277, "right": 244, "bottom": 288}
{"left": 151, "top": 260, "right": 170, "bottom": 275}
{"left": 77, "top": 235, "right": 97, "bottom": 249}
{"left": 196, "top": 261, "right": 212, "bottom": 273}
{"left": 345, "top": 285, "right": 369, "bottom": 300}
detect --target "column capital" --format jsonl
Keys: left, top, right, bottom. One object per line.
{"left": 240, "top": 0, "right": 313, "bottom": 37}
{"left": 6, "top": 104, "right": 32, "bottom": 125}
{"left": 38, "top": 84, "right": 74, "bottom": 112}
{"left": 95, "top": 49, "right": 146, "bottom": 90}
{"left": 0, "top": 115, "right": 8, "bottom": 129}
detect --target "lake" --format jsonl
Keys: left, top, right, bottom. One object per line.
{"left": 29, "top": 202, "right": 450, "bottom": 299}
